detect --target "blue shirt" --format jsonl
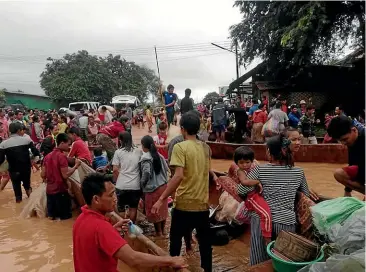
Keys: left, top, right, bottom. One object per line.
{"left": 164, "top": 91, "right": 177, "bottom": 113}
{"left": 288, "top": 112, "right": 300, "bottom": 128}
{"left": 248, "top": 104, "right": 259, "bottom": 116}
{"left": 92, "top": 155, "right": 108, "bottom": 170}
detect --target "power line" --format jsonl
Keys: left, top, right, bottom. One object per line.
{"left": 149, "top": 52, "right": 228, "bottom": 63}
{"left": 0, "top": 47, "right": 226, "bottom": 61}
{"left": 0, "top": 46, "right": 231, "bottom": 60}
{"left": 0, "top": 52, "right": 230, "bottom": 86}
{"left": 0, "top": 41, "right": 232, "bottom": 60}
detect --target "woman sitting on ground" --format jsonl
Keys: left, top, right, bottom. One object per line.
{"left": 140, "top": 135, "right": 169, "bottom": 237}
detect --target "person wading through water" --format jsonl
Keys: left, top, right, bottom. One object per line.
{"left": 0, "top": 122, "right": 40, "bottom": 203}
{"left": 152, "top": 112, "right": 213, "bottom": 272}
{"left": 42, "top": 133, "right": 81, "bottom": 220}
{"left": 140, "top": 135, "right": 169, "bottom": 237}
{"left": 112, "top": 131, "right": 142, "bottom": 223}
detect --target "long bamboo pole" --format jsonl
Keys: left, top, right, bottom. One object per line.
{"left": 154, "top": 46, "right": 168, "bottom": 121}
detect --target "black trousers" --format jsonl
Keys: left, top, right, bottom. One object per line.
{"left": 170, "top": 208, "right": 212, "bottom": 272}
{"left": 47, "top": 192, "right": 72, "bottom": 220}
{"left": 166, "top": 110, "right": 175, "bottom": 126}
{"left": 9, "top": 168, "right": 31, "bottom": 201}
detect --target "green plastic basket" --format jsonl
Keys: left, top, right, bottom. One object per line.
{"left": 266, "top": 241, "right": 324, "bottom": 272}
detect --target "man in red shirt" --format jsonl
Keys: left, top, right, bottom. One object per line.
{"left": 68, "top": 127, "right": 92, "bottom": 165}
{"left": 96, "top": 118, "right": 126, "bottom": 160}
{"left": 41, "top": 133, "right": 81, "bottom": 220}
{"left": 73, "top": 173, "right": 185, "bottom": 272}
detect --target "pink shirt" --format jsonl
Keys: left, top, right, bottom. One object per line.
{"left": 0, "top": 117, "right": 9, "bottom": 139}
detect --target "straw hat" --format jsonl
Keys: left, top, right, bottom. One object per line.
{"left": 300, "top": 100, "right": 306, "bottom": 105}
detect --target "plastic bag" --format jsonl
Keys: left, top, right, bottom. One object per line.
{"left": 261, "top": 118, "right": 279, "bottom": 137}
{"left": 327, "top": 207, "right": 365, "bottom": 255}
{"left": 300, "top": 207, "right": 365, "bottom": 272}
{"left": 128, "top": 220, "right": 143, "bottom": 238}
{"left": 234, "top": 201, "right": 250, "bottom": 225}
{"left": 215, "top": 191, "right": 240, "bottom": 224}
{"left": 310, "top": 197, "right": 365, "bottom": 235}
{"left": 299, "top": 249, "right": 365, "bottom": 272}
{"left": 20, "top": 183, "right": 47, "bottom": 219}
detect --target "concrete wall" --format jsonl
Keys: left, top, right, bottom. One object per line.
{"left": 207, "top": 142, "right": 348, "bottom": 164}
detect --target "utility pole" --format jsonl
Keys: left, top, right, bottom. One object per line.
{"left": 211, "top": 42, "right": 239, "bottom": 79}
{"left": 235, "top": 40, "right": 239, "bottom": 80}
{"left": 154, "top": 46, "right": 166, "bottom": 117}
{"left": 154, "top": 46, "right": 164, "bottom": 104}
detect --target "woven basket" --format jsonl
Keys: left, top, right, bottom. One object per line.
{"left": 274, "top": 231, "right": 320, "bottom": 262}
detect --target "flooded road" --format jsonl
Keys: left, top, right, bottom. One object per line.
{"left": 0, "top": 126, "right": 361, "bottom": 271}
{"left": 0, "top": 172, "right": 74, "bottom": 271}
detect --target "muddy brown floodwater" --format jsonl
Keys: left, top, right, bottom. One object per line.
{"left": 0, "top": 126, "right": 362, "bottom": 271}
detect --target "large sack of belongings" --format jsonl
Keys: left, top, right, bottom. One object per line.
{"left": 20, "top": 183, "right": 47, "bottom": 219}
{"left": 20, "top": 162, "right": 93, "bottom": 219}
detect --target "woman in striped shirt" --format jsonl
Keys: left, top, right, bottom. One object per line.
{"left": 238, "top": 133, "right": 310, "bottom": 266}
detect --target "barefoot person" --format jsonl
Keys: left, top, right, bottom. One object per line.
{"left": 152, "top": 112, "right": 212, "bottom": 272}
{"left": 140, "top": 135, "right": 169, "bottom": 237}
{"left": 73, "top": 173, "right": 186, "bottom": 271}
{"left": 327, "top": 116, "right": 365, "bottom": 196}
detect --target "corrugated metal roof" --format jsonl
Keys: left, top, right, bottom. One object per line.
{"left": 3, "top": 89, "right": 49, "bottom": 98}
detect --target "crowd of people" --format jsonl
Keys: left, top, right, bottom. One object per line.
{"left": 188, "top": 93, "right": 365, "bottom": 146}
{"left": 0, "top": 84, "right": 364, "bottom": 271}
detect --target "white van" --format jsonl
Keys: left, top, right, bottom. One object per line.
{"left": 68, "top": 101, "right": 100, "bottom": 112}
{"left": 111, "top": 95, "right": 140, "bottom": 110}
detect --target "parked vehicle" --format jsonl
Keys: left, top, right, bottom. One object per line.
{"left": 68, "top": 101, "right": 100, "bottom": 112}
{"left": 111, "top": 95, "right": 140, "bottom": 110}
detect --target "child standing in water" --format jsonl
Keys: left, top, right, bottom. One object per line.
{"left": 234, "top": 146, "right": 272, "bottom": 242}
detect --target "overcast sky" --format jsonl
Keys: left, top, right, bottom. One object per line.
{"left": 0, "top": 0, "right": 245, "bottom": 102}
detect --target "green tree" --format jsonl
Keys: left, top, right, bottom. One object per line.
{"left": 104, "top": 54, "right": 159, "bottom": 102}
{"left": 230, "top": 1, "right": 365, "bottom": 73}
{"left": 0, "top": 88, "right": 7, "bottom": 107}
{"left": 202, "top": 92, "right": 220, "bottom": 105}
{"left": 40, "top": 50, "right": 159, "bottom": 104}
